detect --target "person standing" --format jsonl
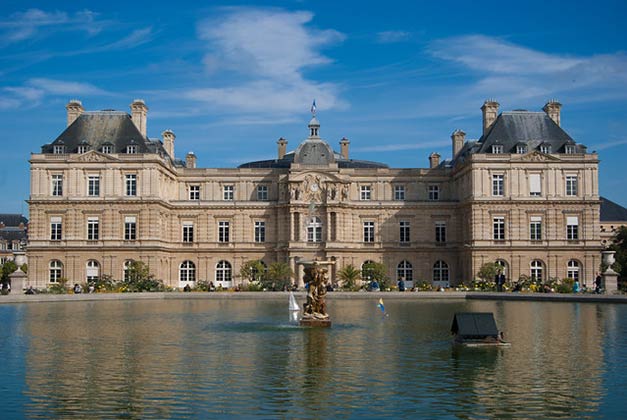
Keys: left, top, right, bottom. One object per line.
{"left": 495, "top": 270, "right": 505, "bottom": 292}
{"left": 595, "top": 273, "right": 602, "bottom": 294}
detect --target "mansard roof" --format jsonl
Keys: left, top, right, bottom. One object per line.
{"left": 42, "top": 111, "right": 167, "bottom": 156}
{"left": 476, "top": 111, "right": 583, "bottom": 154}
{"left": 0, "top": 214, "right": 28, "bottom": 227}
{"left": 600, "top": 196, "right": 627, "bottom": 222}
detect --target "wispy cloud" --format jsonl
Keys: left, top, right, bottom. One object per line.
{"left": 589, "top": 139, "right": 627, "bottom": 151}
{"left": 186, "top": 7, "right": 347, "bottom": 116}
{"left": 354, "top": 139, "right": 449, "bottom": 152}
{"left": 0, "top": 79, "right": 111, "bottom": 109}
{"left": 376, "top": 31, "right": 410, "bottom": 44}
{"left": 0, "top": 8, "right": 108, "bottom": 45}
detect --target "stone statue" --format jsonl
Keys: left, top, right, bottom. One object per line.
{"left": 302, "top": 263, "right": 329, "bottom": 320}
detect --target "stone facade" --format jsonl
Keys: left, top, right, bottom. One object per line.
{"left": 26, "top": 100, "right": 601, "bottom": 288}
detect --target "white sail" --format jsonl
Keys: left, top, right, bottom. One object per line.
{"left": 289, "top": 291, "right": 300, "bottom": 323}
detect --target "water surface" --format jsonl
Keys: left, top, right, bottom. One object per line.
{"left": 1, "top": 298, "right": 625, "bottom": 418}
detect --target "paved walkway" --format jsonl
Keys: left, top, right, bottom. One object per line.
{"left": 1, "top": 291, "right": 626, "bottom": 305}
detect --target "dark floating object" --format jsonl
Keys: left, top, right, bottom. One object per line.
{"left": 451, "top": 312, "right": 510, "bottom": 346}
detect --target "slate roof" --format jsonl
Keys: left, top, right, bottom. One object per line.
{"left": 42, "top": 111, "right": 168, "bottom": 157}
{"left": 476, "top": 111, "right": 582, "bottom": 154}
{"left": 0, "top": 214, "right": 28, "bottom": 227}
{"left": 600, "top": 197, "right": 627, "bottom": 222}
{"left": 0, "top": 227, "right": 27, "bottom": 243}
{"left": 238, "top": 149, "right": 388, "bottom": 169}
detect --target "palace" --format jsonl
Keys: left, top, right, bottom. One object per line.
{"left": 26, "top": 99, "right": 601, "bottom": 288}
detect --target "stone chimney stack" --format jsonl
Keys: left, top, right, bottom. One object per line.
{"left": 277, "top": 137, "right": 288, "bottom": 159}
{"left": 186, "top": 152, "right": 197, "bottom": 169}
{"left": 429, "top": 152, "right": 441, "bottom": 169}
{"left": 130, "top": 99, "right": 148, "bottom": 137}
{"left": 451, "top": 129, "right": 466, "bottom": 158}
{"left": 162, "top": 129, "right": 175, "bottom": 158}
{"left": 66, "top": 99, "right": 84, "bottom": 127}
{"left": 481, "top": 99, "right": 499, "bottom": 135}
{"left": 340, "top": 137, "right": 350, "bottom": 159}
{"left": 543, "top": 99, "right": 562, "bottom": 126}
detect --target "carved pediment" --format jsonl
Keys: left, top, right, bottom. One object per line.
{"left": 287, "top": 172, "right": 347, "bottom": 203}
{"left": 71, "top": 150, "right": 119, "bottom": 163}
{"left": 520, "top": 151, "right": 561, "bottom": 162}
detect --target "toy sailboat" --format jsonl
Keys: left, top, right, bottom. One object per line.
{"left": 289, "top": 291, "right": 300, "bottom": 323}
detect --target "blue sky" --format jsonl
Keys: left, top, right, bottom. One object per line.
{"left": 1, "top": 0, "right": 627, "bottom": 214}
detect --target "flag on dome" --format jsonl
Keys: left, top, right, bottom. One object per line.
{"left": 310, "top": 99, "right": 317, "bottom": 115}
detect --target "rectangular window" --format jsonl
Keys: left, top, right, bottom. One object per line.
{"left": 565, "top": 145, "right": 576, "bottom": 154}
{"left": 363, "top": 221, "right": 375, "bottom": 243}
{"left": 101, "top": 145, "right": 112, "bottom": 154}
{"left": 435, "top": 221, "right": 446, "bottom": 243}
{"left": 53, "top": 145, "right": 65, "bottom": 154}
{"left": 50, "top": 216, "right": 62, "bottom": 241}
{"left": 360, "top": 185, "right": 371, "bottom": 201}
{"left": 52, "top": 174, "right": 63, "bottom": 196}
{"left": 257, "top": 185, "right": 268, "bottom": 201}
{"left": 492, "top": 145, "right": 503, "bottom": 154}
{"left": 493, "top": 217, "right": 505, "bottom": 240}
{"left": 88, "top": 175, "right": 100, "bottom": 197}
{"left": 87, "top": 217, "right": 99, "bottom": 241}
{"left": 125, "top": 174, "right": 137, "bottom": 196}
{"left": 219, "top": 221, "right": 230, "bottom": 243}
{"left": 529, "top": 174, "right": 541, "bottom": 196}
{"left": 124, "top": 216, "right": 137, "bottom": 241}
{"left": 223, "top": 185, "right": 234, "bottom": 201}
{"left": 182, "top": 222, "right": 194, "bottom": 243}
{"left": 516, "top": 144, "right": 527, "bottom": 154}
{"left": 189, "top": 185, "right": 200, "bottom": 200}
{"left": 530, "top": 216, "right": 542, "bottom": 240}
{"left": 492, "top": 175, "right": 504, "bottom": 196}
{"left": 78, "top": 145, "right": 89, "bottom": 154}
{"left": 428, "top": 185, "right": 440, "bottom": 201}
{"left": 255, "top": 221, "right": 266, "bottom": 243}
{"left": 566, "top": 176, "right": 578, "bottom": 196}
{"left": 126, "top": 145, "right": 137, "bottom": 154}
{"left": 567, "top": 216, "right": 579, "bottom": 240}
{"left": 540, "top": 144, "right": 551, "bottom": 154}
{"left": 399, "top": 221, "right": 410, "bottom": 244}
{"left": 394, "top": 185, "right": 405, "bottom": 201}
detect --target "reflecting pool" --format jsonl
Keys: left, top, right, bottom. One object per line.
{"left": 1, "top": 298, "right": 626, "bottom": 419}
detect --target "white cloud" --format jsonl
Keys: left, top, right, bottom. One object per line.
{"left": 590, "top": 139, "right": 627, "bottom": 151}
{"left": 376, "top": 31, "right": 410, "bottom": 44}
{"left": 355, "top": 139, "right": 449, "bottom": 152}
{"left": 28, "top": 78, "right": 110, "bottom": 96}
{"left": 0, "top": 8, "right": 107, "bottom": 45}
{"left": 187, "top": 7, "right": 346, "bottom": 116}
{"left": 0, "top": 79, "right": 111, "bottom": 110}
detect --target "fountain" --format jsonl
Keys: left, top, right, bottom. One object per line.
{"left": 299, "top": 260, "right": 334, "bottom": 327}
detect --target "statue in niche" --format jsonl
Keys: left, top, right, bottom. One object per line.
{"left": 340, "top": 184, "right": 349, "bottom": 201}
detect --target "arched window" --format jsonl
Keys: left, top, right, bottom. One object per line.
{"left": 216, "top": 260, "right": 232, "bottom": 283}
{"left": 433, "top": 260, "right": 449, "bottom": 282}
{"left": 567, "top": 260, "right": 581, "bottom": 281}
{"left": 49, "top": 260, "right": 63, "bottom": 283}
{"left": 307, "top": 217, "right": 322, "bottom": 242}
{"left": 495, "top": 259, "right": 508, "bottom": 279}
{"left": 397, "top": 260, "right": 413, "bottom": 281}
{"left": 179, "top": 260, "right": 196, "bottom": 283}
{"left": 123, "top": 260, "right": 134, "bottom": 282}
{"left": 531, "top": 260, "right": 544, "bottom": 282}
{"left": 86, "top": 260, "right": 100, "bottom": 282}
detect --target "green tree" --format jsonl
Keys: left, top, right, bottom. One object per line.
{"left": 1, "top": 260, "right": 18, "bottom": 285}
{"left": 477, "top": 262, "right": 501, "bottom": 282}
{"left": 362, "top": 261, "right": 389, "bottom": 289}
{"left": 122, "top": 261, "right": 165, "bottom": 292}
{"left": 337, "top": 264, "right": 361, "bottom": 291}
{"left": 609, "top": 226, "right": 627, "bottom": 290}
{"left": 263, "top": 262, "right": 293, "bottom": 290}
{"left": 239, "top": 260, "right": 266, "bottom": 284}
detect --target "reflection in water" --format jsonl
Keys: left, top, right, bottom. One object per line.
{"left": 0, "top": 298, "right": 623, "bottom": 418}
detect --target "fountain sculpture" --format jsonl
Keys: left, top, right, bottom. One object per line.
{"left": 300, "top": 261, "right": 332, "bottom": 327}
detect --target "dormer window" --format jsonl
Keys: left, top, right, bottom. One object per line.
{"left": 539, "top": 144, "right": 551, "bottom": 154}
{"left": 77, "top": 144, "right": 89, "bottom": 154}
{"left": 516, "top": 144, "right": 527, "bottom": 154}
{"left": 565, "top": 144, "right": 576, "bottom": 154}
{"left": 126, "top": 145, "right": 137, "bottom": 154}
{"left": 53, "top": 145, "right": 65, "bottom": 154}
{"left": 102, "top": 144, "right": 113, "bottom": 154}
{"left": 492, "top": 144, "right": 503, "bottom": 154}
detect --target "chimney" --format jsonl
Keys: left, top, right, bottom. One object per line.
{"left": 481, "top": 99, "right": 499, "bottom": 135}
{"left": 451, "top": 129, "right": 466, "bottom": 158}
{"left": 66, "top": 99, "right": 84, "bottom": 127}
{"left": 130, "top": 99, "right": 148, "bottom": 137}
{"left": 186, "top": 152, "right": 197, "bottom": 168}
{"left": 340, "top": 137, "right": 350, "bottom": 159}
{"left": 162, "top": 129, "right": 175, "bottom": 158}
{"left": 543, "top": 99, "right": 562, "bottom": 126}
{"left": 429, "top": 152, "right": 441, "bottom": 169}
{"left": 277, "top": 137, "right": 288, "bottom": 159}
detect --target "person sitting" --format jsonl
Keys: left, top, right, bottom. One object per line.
{"left": 398, "top": 277, "right": 406, "bottom": 292}
{"left": 512, "top": 282, "right": 522, "bottom": 292}
{"left": 183, "top": 284, "right": 192, "bottom": 292}
{"left": 73, "top": 283, "right": 82, "bottom": 294}
{"left": 25, "top": 286, "right": 35, "bottom": 295}
{"left": 370, "top": 280, "right": 380, "bottom": 291}
{"left": 573, "top": 280, "right": 580, "bottom": 293}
